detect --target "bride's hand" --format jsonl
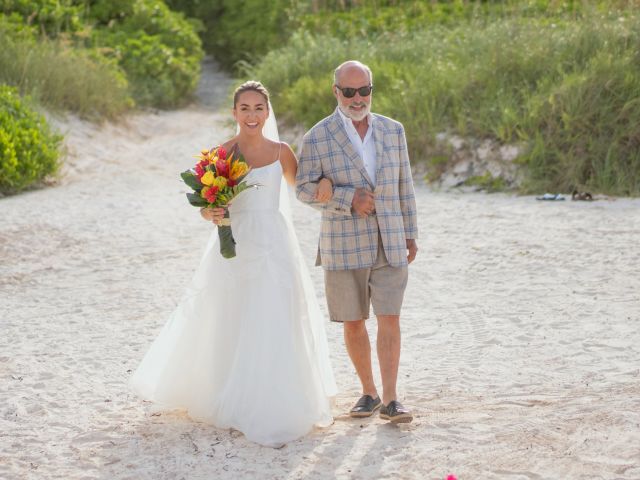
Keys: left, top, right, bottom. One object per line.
{"left": 200, "top": 207, "right": 226, "bottom": 225}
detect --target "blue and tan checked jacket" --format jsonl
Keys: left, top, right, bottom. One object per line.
{"left": 296, "top": 108, "right": 418, "bottom": 271}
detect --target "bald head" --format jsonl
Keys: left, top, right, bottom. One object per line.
{"left": 333, "top": 60, "right": 373, "bottom": 122}
{"left": 333, "top": 60, "right": 373, "bottom": 86}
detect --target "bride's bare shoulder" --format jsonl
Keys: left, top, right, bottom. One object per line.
{"left": 268, "top": 139, "right": 294, "bottom": 153}
{"left": 278, "top": 142, "right": 297, "bottom": 164}
{"left": 263, "top": 139, "right": 294, "bottom": 159}
{"left": 219, "top": 137, "right": 238, "bottom": 151}
{"left": 265, "top": 138, "right": 285, "bottom": 149}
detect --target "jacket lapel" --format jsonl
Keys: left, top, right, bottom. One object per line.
{"left": 327, "top": 109, "right": 374, "bottom": 189}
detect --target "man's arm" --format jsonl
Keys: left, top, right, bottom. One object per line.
{"left": 295, "top": 133, "right": 355, "bottom": 217}
{"left": 398, "top": 125, "right": 418, "bottom": 240}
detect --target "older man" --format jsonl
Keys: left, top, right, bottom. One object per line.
{"left": 296, "top": 60, "right": 418, "bottom": 423}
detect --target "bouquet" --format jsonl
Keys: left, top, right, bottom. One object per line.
{"left": 181, "top": 144, "right": 258, "bottom": 258}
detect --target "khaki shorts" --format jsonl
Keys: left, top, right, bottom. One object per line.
{"left": 324, "top": 235, "right": 408, "bottom": 322}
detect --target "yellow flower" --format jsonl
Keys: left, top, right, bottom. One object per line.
{"left": 230, "top": 162, "right": 249, "bottom": 180}
{"left": 201, "top": 170, "right": 215, "bottom": 186}
{"left": 197, "top": 150, "right": 211, "bottom": 163}
{"left": 213, "top": 176, "right": 228, "bottom": 189}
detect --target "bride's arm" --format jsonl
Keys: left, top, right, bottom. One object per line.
{"left": 279, "top": 142, "right": 297, "bottom": 186}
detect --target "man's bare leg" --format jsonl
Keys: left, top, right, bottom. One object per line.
{"left": 344, "top": 319, "right": 378, "bottom": 398}
{"left": 377, "top": 315, "right": 400, "bottom": 405}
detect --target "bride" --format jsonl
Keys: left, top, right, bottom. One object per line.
{"left": 129, "top": 81, "right": 337, "bottom": 447}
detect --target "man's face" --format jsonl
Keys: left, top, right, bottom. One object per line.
{"left": 333, "top": 66, "right": 372, "bottom": 122}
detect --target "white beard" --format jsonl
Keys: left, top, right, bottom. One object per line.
{"left": 339, "top": 102, "right": 371, "bottom": 122}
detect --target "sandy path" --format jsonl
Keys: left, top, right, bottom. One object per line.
{"left": 1, "top": 63, "right": 640, "bottom": 480}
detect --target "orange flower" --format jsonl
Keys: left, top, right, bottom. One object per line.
{"left": 230, "top": 161, "right": 249, "bottom": 180}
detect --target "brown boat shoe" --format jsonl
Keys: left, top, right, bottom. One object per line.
{"left": 349, "top": 395, "right": 382, "bottom": 418}
{"left": 379, "top": 400, "right": 413, "bottom": 423}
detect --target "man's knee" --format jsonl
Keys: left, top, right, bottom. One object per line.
{"left": 344, "top": 319, "right": 367, "bottom": 335}
{"left": 377, "top": 315, "right": 400, "bottom": 328}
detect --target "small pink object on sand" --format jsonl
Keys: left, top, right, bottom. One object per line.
{"left": 446, "top": 475, "right": 458, "bottom": 480}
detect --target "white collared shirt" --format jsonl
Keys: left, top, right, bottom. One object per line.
{"left": 337, "top": 107, "right": 377, "bottom": 186}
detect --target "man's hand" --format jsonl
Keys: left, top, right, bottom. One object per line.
{"left": 406, "top": 239, "right": 418, "bottom": 264}
{"left": 351, "top": 188, "right": 375, "bottom": 217}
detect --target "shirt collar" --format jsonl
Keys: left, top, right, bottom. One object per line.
{"left": 336, "top": 106, "right": 373, "bottom": 133}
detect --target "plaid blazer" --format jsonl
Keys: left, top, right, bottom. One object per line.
{"left": 296, "top": 108, "right": 418, "bottom": 271}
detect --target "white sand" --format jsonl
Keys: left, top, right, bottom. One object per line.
{"left": 1, "top": 66, "right": 640, "bottom": 479}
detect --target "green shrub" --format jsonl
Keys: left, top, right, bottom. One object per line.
{"left": 0, "top": 17, "right": 133, "bottom": 118}
{"left": 95, "top": 29, "right": 199, "bottom": 107}
{"left": 168, "top": 0, "right": 640, "bottom": 72}
{"left": 0, "top": 0, "right": 85, "bottom": 36}
{"left": 89, "top": 0, "right": 203, "bottom": 106}
{"left": 279, "top": 75, "right": 335, "bottom": 125}
{"left": 251, "top": 9, "right": 640, "bottom": 196}
{"left": 165, "top": 0, "right": 288, "bottom": 70}
{"left": 1, "top": 0, "right": 204, "bottom": 109}
{"left": 521, "top": 49, "right": 640, "bottom": 195}
{"left": 0, "top": 85, "right": 62, "bottom": 194}
{"left": 289, "top": 0, "right": 640, "bottom": 38}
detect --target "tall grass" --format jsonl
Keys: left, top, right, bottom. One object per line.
{"left": 1, "top": 0, "right": 204, "bottom": 112}
{"left": 250, "top": 10, "right": 640, "bottom": 195}
{"left": 0, "top": 26, "right": 133, "bottom": 119}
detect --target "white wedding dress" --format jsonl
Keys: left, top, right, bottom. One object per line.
{"left": 130, "top": 115, "right": 336, "bottom": 447}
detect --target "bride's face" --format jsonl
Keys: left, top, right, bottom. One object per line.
{"left": 233, "top": 90, "right": 269, "bottom": 135}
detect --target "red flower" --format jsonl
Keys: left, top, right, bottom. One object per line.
{"left": 204, "top": 185, "right": 219, "bottom": 203}
{"left": 194, "top": 163, "right": 205, "bottom": 179}
{"left": 216, "top": 159, "right": 229, "bottom": 178}
{"left": 218, "top": 146, "right": 227, "bottom": 160}
{"left": 227, "top": 178, "right": 237, "bottom": 187}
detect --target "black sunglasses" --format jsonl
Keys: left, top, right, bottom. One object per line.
{"left": 336, "top": 85, "right": 373, "bottom": 98}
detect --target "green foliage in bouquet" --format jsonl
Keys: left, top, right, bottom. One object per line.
{"left": 181, "top": 178, "right": 255, "bottom": 209}
{"left": 0, "top": 85, "right": 62, "bottom": 194}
